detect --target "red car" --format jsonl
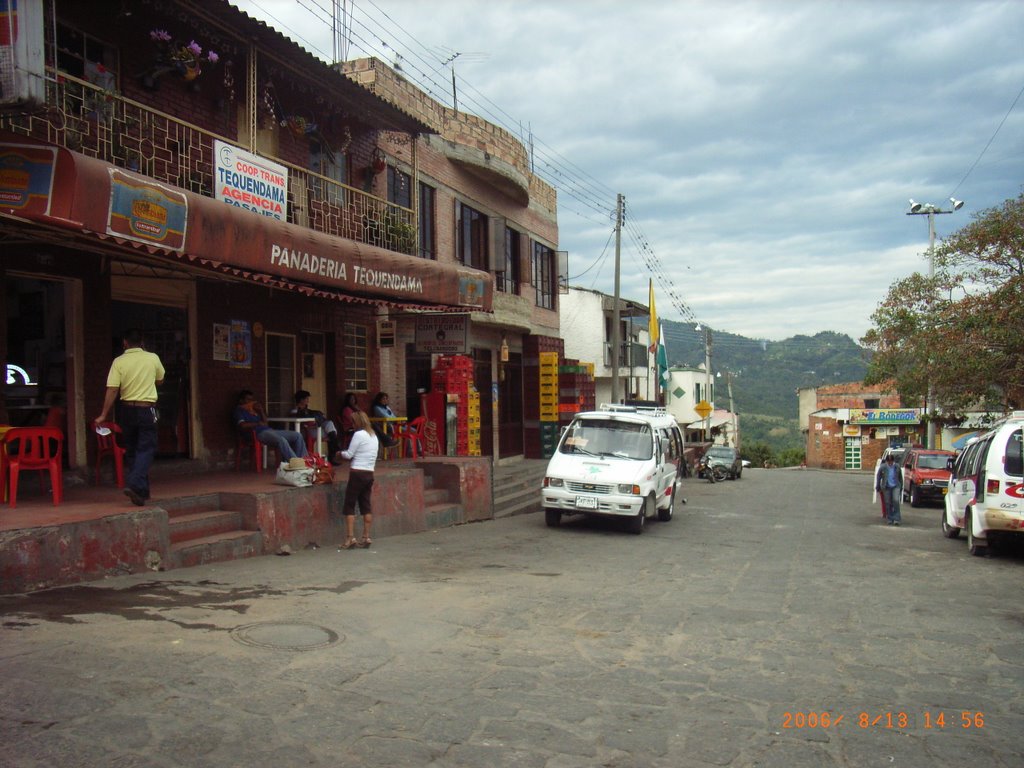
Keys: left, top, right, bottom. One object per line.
{"left": 902, "top": 448, "right": 956, "bottom": 507}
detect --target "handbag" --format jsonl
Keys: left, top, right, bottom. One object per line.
{"left": 304, "top": 454, "right": 334, "bottom": 484}
{"left": 274, "top": 461, "right": 314, "bottom": 487}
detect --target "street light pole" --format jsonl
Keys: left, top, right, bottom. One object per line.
{"left": 906, "top": 197, "right": 964, "bottom": 449}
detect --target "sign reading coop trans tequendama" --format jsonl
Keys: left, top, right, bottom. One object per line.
{"left": 214, "top": 141, "right": 288, "bottom": 221}
{"left": 848, "top": 408, "right": 920, "bottom": 425}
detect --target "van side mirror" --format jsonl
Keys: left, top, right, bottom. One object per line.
{"left": 946, "top": 457, "right": 955, "bottom": 472}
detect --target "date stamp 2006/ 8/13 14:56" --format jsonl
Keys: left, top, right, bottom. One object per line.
{"left": 780, "top": 711, "right": 986, "bottom": 730}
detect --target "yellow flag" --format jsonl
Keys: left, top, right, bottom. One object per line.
{"left": 648, "top": 279, "right": 659, "bottom": 352}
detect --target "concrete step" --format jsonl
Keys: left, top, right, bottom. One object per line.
{"left": 493, "top": 460, "right": 548, "bottom": 518}
{"left": 168, "top": 510, "right": 245, "bottom": 545}
{"left": 424, "top": 487, "right": 451, "bottom": 506}
{"left": 426, "top": 502, "right": 463, "bottom": 530}
{"left": 169, "top": 530, "right": 264, "bottom": 570}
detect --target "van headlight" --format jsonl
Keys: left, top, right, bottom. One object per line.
{"left": 618, "top": 484, "right": 640, "bottom": 495}
{"left": 545, "top": 477, "right": 564, "bottom": 488}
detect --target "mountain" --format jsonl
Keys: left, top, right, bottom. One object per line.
{"left": 661, "top": 323, "right": 869, "bottom": 455}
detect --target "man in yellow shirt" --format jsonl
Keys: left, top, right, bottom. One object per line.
{"left": 95, "top": 329, "right": 165, "bottom": 506}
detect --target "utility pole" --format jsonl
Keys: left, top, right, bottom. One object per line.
{"left": 611, "top": 193, "right": 623, "bottom": 404}
{"left": 726, "top": 371, "right": 739, "bottom": 451}
{"left": 704, "top": 328, "right": 712, "bottom": 443}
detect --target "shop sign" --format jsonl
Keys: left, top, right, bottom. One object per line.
{"left": 0, "top": 142, "right": 55, "bottom": 216}
{"left": 843, "top": 424, "right": 862, "bottom": 437}
{"left": 107, "top": 169, "right": 186, "bottom": 251}
{"left": 415, "top": 315, "right": 468, "bottom": 354}
{"left": 214, "top": 140, "right": 288, "bottom": 221}
{"left": 849, "top": 408, "right": 920, "bottom": 425}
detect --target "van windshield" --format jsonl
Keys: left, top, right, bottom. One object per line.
{"left": 560, "top": 419, "right": 652, "bottom": 460}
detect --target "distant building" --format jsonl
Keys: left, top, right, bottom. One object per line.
{"left": 800, "top": 382, "right": 919, "bottom": 470}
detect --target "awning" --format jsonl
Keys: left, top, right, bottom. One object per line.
{"left": 0, "top": 133, "right": 492, "bottom": 312}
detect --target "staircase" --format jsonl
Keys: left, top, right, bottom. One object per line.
{"left": 492, "top": 458, "right": 549, "bottom": 518}
{"left": 160, "top": 493, "right": 263, "bottom": 569}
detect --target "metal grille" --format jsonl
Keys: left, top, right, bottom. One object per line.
{"left": 567, "top": 481, "right": 614, "bottom": 495}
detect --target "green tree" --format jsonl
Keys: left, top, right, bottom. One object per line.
{"left": 862, "top": 193, "right": 1024, "bottom": 414}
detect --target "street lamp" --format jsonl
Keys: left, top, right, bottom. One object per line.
{"left": 906, "top": 197, "right": 964, "bottom": 448}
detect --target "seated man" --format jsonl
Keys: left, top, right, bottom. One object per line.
{"left": 234, "top": 389, "right": 307, "bottom": 462}
{"left": 370, "top": 391, "right": 400, "bottom": 448}
{"left": 290, "top": 389, "right": 341, "bottom": 462}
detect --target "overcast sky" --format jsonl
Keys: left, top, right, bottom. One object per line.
{"left": 234, "top": 0, "right": 1024, "bottom": 341}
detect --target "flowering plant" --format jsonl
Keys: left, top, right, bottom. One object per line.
{"left": 148, "top": 29, "right": 219, "bottom": 82}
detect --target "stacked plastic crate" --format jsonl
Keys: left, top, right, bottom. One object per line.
{"left": 523, "top": 335, "right": 565, "bottom": 459}
{"left": 431, "top": 354, "right": 476, "bottom": 456}
{"left": 558, "top": 358, "right": 597, "bottom": 433}
{"left": 539, "top": 351, "right": 560, "bottom": 458}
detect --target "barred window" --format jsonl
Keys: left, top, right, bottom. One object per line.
{"left": 344, "top": 323, "right": 368, "bottom": 392}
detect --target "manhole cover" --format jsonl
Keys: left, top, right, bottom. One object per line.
{"left": 230, "top": 621, "right": 341, "bottom": 651}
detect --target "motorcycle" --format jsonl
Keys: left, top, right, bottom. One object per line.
{"left": 698, "top": 458, "right": 728, "bottom": 484}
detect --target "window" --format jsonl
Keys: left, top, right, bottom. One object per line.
{"left": 344, "top": 323, "right": 368, "bottom": 392}
{"left": 387, "top": 166, "right": 412, "bottom": 208}
{"left": 418, "top": 182, "right": 435, "bottom": 259}
{"left": 456, "top": 202, "right": 488, "bottom": 270}
{"left": 497, "top": 227, "right": 520, "bottom": 293}
{"left": 55, "top": 22, "right": 119, "bottom": 85}
{"left": 265, "top": 333, "right": 296, "bottom": 416}
{"left": 532, "top": 241, "right": 555, "bottom": 309}
{"left": 308, "top": 146, "right": 347, "bottom": 202}
{"left": 864, "top": 398, "right": 880, "bottom": 409}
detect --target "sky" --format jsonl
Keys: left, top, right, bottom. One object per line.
{"left": 233, "top": 0, "right": 1024, "bottom": 341}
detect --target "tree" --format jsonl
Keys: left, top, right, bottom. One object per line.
{"left": 862, "top": 193, "right": 1024, "bottom": 414}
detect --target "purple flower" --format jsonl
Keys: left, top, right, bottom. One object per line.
{"left": 187, "top": 40, "right": 203, "bottom": 57}
{"left": 150, "top": 29, "right": 172, "bottom": 42}
{"left": 207, "top": 51, "right": 219, "bottom": 64}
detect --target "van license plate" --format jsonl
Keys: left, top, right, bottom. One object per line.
{"left": 575, "top": 496, "right": 598, "bottom": 509}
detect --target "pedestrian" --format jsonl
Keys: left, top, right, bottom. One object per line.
{"left": 336, "top": 411, "right": 379, "bottom": 549}
{"left": 339, "top": 392, "right": 362, "bottom": 448}
{"left": 875, "top": 453, "right": 903, "bottom": 526}
{"left": 95, "top": 328, "right": 165, "bottom": 506}
{"left": 290, "top": 389, "right": 341, "bottom": 463}
{"left": 233, "top": 390, "right": 307, "bottom": 461}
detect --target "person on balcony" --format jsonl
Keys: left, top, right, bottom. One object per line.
{"left": 290, "top": 389, "right": 341, "bottom": 463}
{"left": 233, "top": 390, "right": 307, "bottom": 461}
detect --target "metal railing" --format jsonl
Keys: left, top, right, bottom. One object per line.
{"left": 0, "top": 72, "right": 416, "bottom": 255}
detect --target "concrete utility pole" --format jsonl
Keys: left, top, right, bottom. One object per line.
{"left": 726, "top": 371, "right": 739, "bottom": 451}
{"left": 704, "top": 328, "right": 712, "bottom": 442}
{"left": 611, "top": 193, "right": 623, "bottom": 404}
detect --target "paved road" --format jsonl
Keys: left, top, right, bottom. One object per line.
{"left": 2, "top": 468, "right": 1022, "bottom": 767}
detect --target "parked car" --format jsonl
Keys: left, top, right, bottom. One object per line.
{"left": 542, "top": 404, "right": 684, "bottom": 533}
{"left": 942, "top": 437, "right": 984, "bottom": 540}
{"left": 942, "top": 412, "right": 1024, "bottom": 556}
{"left": 702, "top": 445, "right": 742, "bottom": 480}
{"left": 901, "top": 448, "right": 956, "bottom": 507}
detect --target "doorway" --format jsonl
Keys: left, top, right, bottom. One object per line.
{"left": 497, "top": 351, "right": 523, "bottom": 457}
{"left": 472, "top": 350, "right": 494, "bottom": 456}
{"left": 844, "top": 437, "right": 862, "bottom": 470}
{"left": 111, "top": 301, "right": 190, "bottom": 458}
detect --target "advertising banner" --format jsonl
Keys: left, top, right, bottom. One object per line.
{"left": 848, "top": 408, "right": 920, "bottom": 425}
{"left": 214, "top": 140, "right": 288, "bottom": 221}
{"left": 415, "top": 315, "right": 469, "bottom": 355}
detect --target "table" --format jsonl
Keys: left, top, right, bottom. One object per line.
{"left": 6, "top": 405, "right": 52, "bottom": 427}
{"left": 265, "top": 417, "right": 322, "bottom": 467}
{"left": 369, "top": 416, "right": 408, "bottom": 459}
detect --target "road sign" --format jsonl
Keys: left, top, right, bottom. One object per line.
{"left": 695, "top": 400, "right": 712, "bottom": 419}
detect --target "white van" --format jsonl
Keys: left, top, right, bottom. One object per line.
{"left": 941, "top": 412, "right": 1024, "bottom": 556}
{"left": 541, "top": 404, "right": 684, "bottom": 534}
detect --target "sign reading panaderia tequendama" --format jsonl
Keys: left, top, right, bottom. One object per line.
{"left": 848, "top": 408, "right": 920, "bottom": 425}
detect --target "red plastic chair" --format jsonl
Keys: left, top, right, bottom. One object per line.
{"left": 2, "top": 427, "right": 64, "bottom": 507}
{"left": 235, "top": 430, "right": 272, "bottom": 473}
{"left": 94, "top": 421, "right": 126, "bottom": 488}
{"left": 397, "top": 416, "right": 427, "bottom": 459}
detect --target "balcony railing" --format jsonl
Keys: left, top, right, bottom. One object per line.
{"left": 604, "top": 341, "right": 649, "bottom": 369}
{"left": 0, "top": 72, "right": 416, "bottom": 255}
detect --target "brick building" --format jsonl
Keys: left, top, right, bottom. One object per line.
{"left": 800, "top": 382, "right": 920, "bottom": 470}
{"left": 0, "top": 0, "right": 560, "bottom": 478}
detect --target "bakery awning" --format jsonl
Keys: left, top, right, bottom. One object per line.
{"left": 0, "top": 134, "right": 491, "bottom": 312}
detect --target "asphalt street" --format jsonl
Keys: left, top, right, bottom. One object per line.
{"left": 2, "top": 467, "right": 1022, "bottom": 767}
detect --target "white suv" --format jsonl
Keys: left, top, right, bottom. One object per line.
{"left": 941, "top": 412, "right": 1024, "bottom": 556}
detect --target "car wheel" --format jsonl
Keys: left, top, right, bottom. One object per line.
{"left": 544, "top": 508, "right": 561, "bottom": 528}
{"left": 630, "top": 496, "right": 653, "bottom": 534}
{"left": 910, "top": 483, "right": 921, "bottom": 507}
{"left": 966, "top": 508, "right": 988, "bottom": 557}
{"left": 941, "top": 505, "right": 960, "bottom": 539}
{"left": 658, "top": 483, "right": 675, "bottom": 522}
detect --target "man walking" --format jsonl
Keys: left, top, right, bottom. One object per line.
{"left": 95, "top": 329, "right": 165, "bottom": 506}
{"left": 875, "top": 453, "right": 903, "bottom": 526}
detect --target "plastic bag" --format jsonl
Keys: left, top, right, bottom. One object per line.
{"left": 275, "top": 462, "right": 314, "bottom": 487}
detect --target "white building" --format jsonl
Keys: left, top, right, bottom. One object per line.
{"left": 559, "top": 287, "right": 656, "bottom": 406}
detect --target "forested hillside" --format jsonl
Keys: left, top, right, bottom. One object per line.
{"left": 661, "top": 323, "right": 869, "bottom": 455}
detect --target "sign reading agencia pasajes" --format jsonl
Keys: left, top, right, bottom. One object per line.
{"left": 214, "top": 141, "right": 288, "bottom": 221}
{"left": 848, "top": 408, "right": 920, "bottom": 425}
